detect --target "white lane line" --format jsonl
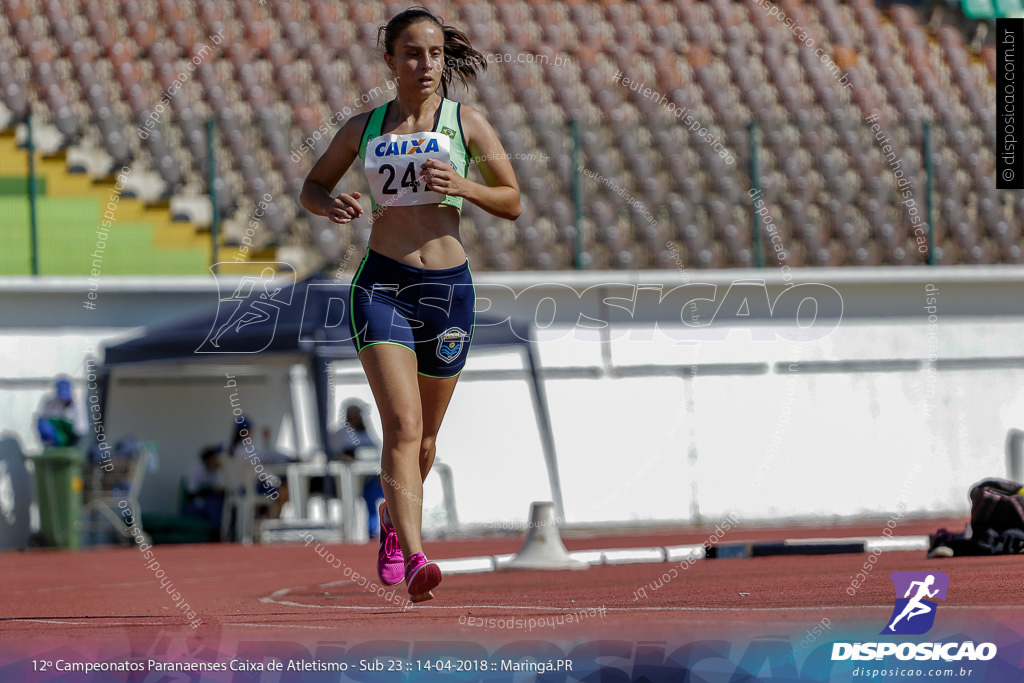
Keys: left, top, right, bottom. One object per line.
{"left": 15, "top": 619, "right": 90, "bottom": 625}
{"left": 10, "top": 570, "right": 335, "bottom": 595}
{"left": 261, "top": 583, "right": 411, "bottom": 611}
{"left": 8, "top": 618, "right": 183, "bottom": 626}
{"left": 260, "top": 585, "right": 1024, "bottom": 613}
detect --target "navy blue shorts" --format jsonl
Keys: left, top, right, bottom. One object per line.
{"left": 349, "top": 249, "right": 475, "bottom": 378}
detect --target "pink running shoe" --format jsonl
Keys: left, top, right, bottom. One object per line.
{"left": 377, "top": 501, "right": 404, "bottom": 586}
{"left": 405, "top": 552, "right": 442, "bottom": 603}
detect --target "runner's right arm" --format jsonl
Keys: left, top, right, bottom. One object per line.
{"left": 300, "top": 113, "right": 370, "bottom": 224}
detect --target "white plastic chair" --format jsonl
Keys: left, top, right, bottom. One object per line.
{"left": 82, "top": 446, "right": 152, "bottom": 545}
{"left": 220, "top": 457, "right": 260, "bottom": 544}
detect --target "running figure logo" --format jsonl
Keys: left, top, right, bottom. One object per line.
{"left": 882, "top": 572, "right": 949, "bottom": 635}
{"left": 197, "top": 263, "right": 295, "bottom": 354}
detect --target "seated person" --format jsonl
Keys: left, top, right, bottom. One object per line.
{"left": 183, "top": 445, "right": 226, "bottom": 540}
{"left": 258, "top": 425, "right": 295, "bottom": 464}
{"left": 229, "top": 417, "right": 292, "bottom": 519}
{"left": 327, "top": 401, "right": 385, "bottom": 536}
{"left": 328, "top": 401, "right": 378, "bottom": 461}
{"left": 254, "top": 425, "right": 293, "bottom": 517}
{"left": 35, "top": 377, "right": 82, "bottom": 447}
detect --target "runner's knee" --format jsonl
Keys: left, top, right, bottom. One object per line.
{"left": 385, "top": 409, "right": 422, "bottom": 446}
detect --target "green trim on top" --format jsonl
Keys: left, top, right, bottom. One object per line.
{"left": 358, "top": 105, "right": 389, "bottom": 161}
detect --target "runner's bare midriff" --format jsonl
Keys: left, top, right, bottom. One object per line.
{"left": 367, "top": 203, "right": 466, "bottom": 269}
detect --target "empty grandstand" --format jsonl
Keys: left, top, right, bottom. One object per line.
{"left": 0, "top": 0, "right": 1015, "bottom": 274}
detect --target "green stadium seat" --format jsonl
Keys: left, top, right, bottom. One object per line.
{"left": 995, "top": 0, "right": 1024, "bottom": 16}
{"left": 962, "top": 0, "right": 997, "bottom": 19}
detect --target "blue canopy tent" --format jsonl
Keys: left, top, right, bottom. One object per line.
{"left": 100, "top": 276, "right": 565, "bottom": 520}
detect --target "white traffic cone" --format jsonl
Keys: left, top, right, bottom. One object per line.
{"left": 500, "top": 502, "right": 589, "bottom": 570}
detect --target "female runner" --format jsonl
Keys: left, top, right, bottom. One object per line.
{"left": 301, "top": 7, "right": 521, "bottom": 602}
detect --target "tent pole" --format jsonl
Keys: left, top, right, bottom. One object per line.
{"left": 311, "top": 354, "right": 331, "bottom": 457}
{"left": 522, "top": 341, "right": 566, "bottom": 523}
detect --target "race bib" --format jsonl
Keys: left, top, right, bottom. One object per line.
{"left": 364, "top": 131, "right": 451, "bottom": 208}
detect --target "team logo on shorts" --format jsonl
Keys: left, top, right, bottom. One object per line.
{"left": 882, "top": 572, "right": 949, "bottom": 635}
{"left": 436, "top": 327, "right": 470, "bottom": 364}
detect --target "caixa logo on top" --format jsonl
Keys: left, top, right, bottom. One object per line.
{"left": 831, "top": 572, "right": 997, "bottom": 663}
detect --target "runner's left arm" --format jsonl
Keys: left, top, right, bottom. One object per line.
{"left": 418, "top": 104, "right": 521, "bottom": 220}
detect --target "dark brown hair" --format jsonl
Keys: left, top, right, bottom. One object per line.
{"left": 378, "top": 7, "right": 485, "bottom": 97}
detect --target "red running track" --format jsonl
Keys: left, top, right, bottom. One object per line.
{"left": 3, "top": 517, "right": 1022, "bottom": 649}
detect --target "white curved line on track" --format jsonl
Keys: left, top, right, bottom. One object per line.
{"left": 261, "top": 582, "right": 1021, "bottom": 613}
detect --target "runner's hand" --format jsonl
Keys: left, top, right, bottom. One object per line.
{"left": 326, "top": 192, "right": 364, "bottom": 224}
{"left": 420, "top": 159, "right": 466, "bottom": 197}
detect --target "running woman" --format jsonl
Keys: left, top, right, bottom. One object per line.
{"left": 300, "top": 7, "right": 521, "bottom": 602}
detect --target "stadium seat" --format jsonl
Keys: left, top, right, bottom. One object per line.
{"left": 2, "top": 0, "right": 1013, "bottom": 272}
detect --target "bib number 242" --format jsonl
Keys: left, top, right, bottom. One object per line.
{"left": 379, "top": 162, "right": 421, "bottom": 195}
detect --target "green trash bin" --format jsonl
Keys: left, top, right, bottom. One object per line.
{"left": 29, "top": 447, "right": 85, "bottom": 550}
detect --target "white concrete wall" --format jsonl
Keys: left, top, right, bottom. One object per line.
{"left": 432, "top": 319, "right": 1024, "bottom": 527}
{"left": 1, "top": 267, "right": 1023, "bottom": 529}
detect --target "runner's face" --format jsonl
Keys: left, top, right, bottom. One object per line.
{"left": 387, "top": 20, "right": 444, "bottom": 96}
